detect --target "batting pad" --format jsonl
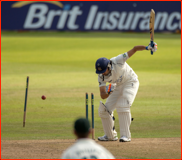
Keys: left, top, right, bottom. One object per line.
{"left": 117, "top": 112, "right": 131, "bottom": 139}
{"left": 98, "top": 101, "right": 117, "bottom": 140}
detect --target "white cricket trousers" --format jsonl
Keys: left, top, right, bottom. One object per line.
{"left": 105, "top": 79, "right": 139, "bottom": 112}
{"left": 105, "top": 79, "right": 139, "bottom": 139}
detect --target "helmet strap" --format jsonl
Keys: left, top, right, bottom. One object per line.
{"left": 107, "top": 61, "right": 112, "bottom": 71}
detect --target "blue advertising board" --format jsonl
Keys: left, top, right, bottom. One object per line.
{"left": 1, "top": 1, "right": 181, "bottom": 32}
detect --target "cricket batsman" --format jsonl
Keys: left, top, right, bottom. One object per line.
{"left": 95, "top": 42, "right": 157, "bottom": 142}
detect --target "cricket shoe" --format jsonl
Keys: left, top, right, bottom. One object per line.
{"left": 119, "top": 136, "right": 131, "bottom": 142}
{"left": 98, "top": 135, "right": 118, "bottom": 141}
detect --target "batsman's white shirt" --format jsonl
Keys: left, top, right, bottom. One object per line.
{"left": 98, "top": 52, "right": 137, "bottom": 87}
{"left": 98, "top": 52, "right": 139, "bottom": 112}
{"left": 61, "top": 138, "right": 115, "bottom": 159}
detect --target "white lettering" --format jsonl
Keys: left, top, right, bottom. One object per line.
{"left": 44, "top": 10, "right": 61, "bottom": 29}
{"left": 118, "top": 12, "right": 134, "bottom": 30}
{"left": 85, "top": 5, "right": 98, "bottom": 29}
{"left": 68, "top": 6, "right": 82, "bottom": 29}
{"left": 23, "top": 4, "right": 181, "bottom": 32}
{"left": 139, "top": 12, "right": 150, "bottom": 30}
{"left": 93, "top": 12, "right": 108, "bottom": 30}
{"left": 166, "top": 12, "right": 181, "bottom": 30}
{"left": 57, "top": 11, "right": 69, "bottom": 29}
{"left": 155, "top": 12, "right": 168, "bottom": 30}
{"left": 24, "top": 4, "right": 48, "bottom": 29}
{"left": 106, "top": 11, "right": 120, "bottom": 30}
{"left": 130, "top": 12, "right": 144, "bottom": 30}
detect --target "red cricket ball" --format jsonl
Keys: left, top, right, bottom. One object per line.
{"left": 41, "top": 95, "right": 46, "bottom": 100}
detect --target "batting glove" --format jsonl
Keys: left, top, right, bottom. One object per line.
{"left": 106, "top": 83, "right": 116, "bottom": 95}
{"left": 146, "top": 42, "right": 157, "bottom": 52}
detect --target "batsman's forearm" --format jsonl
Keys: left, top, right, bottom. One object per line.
{"left": 127, "top": 45, "right": 147, "bottom": 57}
{"left": 100, "top": 92, "right": 109, "bottom": 99}
{"left": 133, "top": 45, "right": 146, "bottom": 51}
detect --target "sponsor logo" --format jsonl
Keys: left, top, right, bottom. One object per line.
{"left": 12, "top": 1, "right": 63, "bottom": 8}
{"left": 12, "top": 1, "right": 82, "bottom": 29}
{"left": 85, "top": 6, "right": 181, "bottom": 31}
{"left": 11, "top": 2, "right": 181, "bottom": 31}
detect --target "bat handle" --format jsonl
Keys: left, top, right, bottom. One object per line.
{"left": 150, "top": 41, "right": 154, "bottom": 55}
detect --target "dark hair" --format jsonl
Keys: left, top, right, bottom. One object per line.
{"left": 74, "top": 118, "right": 90, "bottom": 138}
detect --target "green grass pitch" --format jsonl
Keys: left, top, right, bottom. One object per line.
{"left": 1, "top": 31, "right": 181, "bottom": 140}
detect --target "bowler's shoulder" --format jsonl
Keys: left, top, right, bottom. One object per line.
{"left": 61, "top": 144, "right": 77, "bottom": 159}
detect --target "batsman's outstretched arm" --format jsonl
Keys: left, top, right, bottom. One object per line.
{"left": 127, "top": 45, "right": 146, "bottom": 57}
{"left": 127, "top": 43, "right": 157, "bottom": 57}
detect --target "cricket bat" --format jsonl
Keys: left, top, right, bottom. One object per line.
{"left": 149, "top": 9, "right": 155, "bottom": 55}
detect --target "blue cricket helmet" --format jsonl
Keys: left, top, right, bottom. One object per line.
{"left": 95, "top": 57, "right": 110, "bottom": 74}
